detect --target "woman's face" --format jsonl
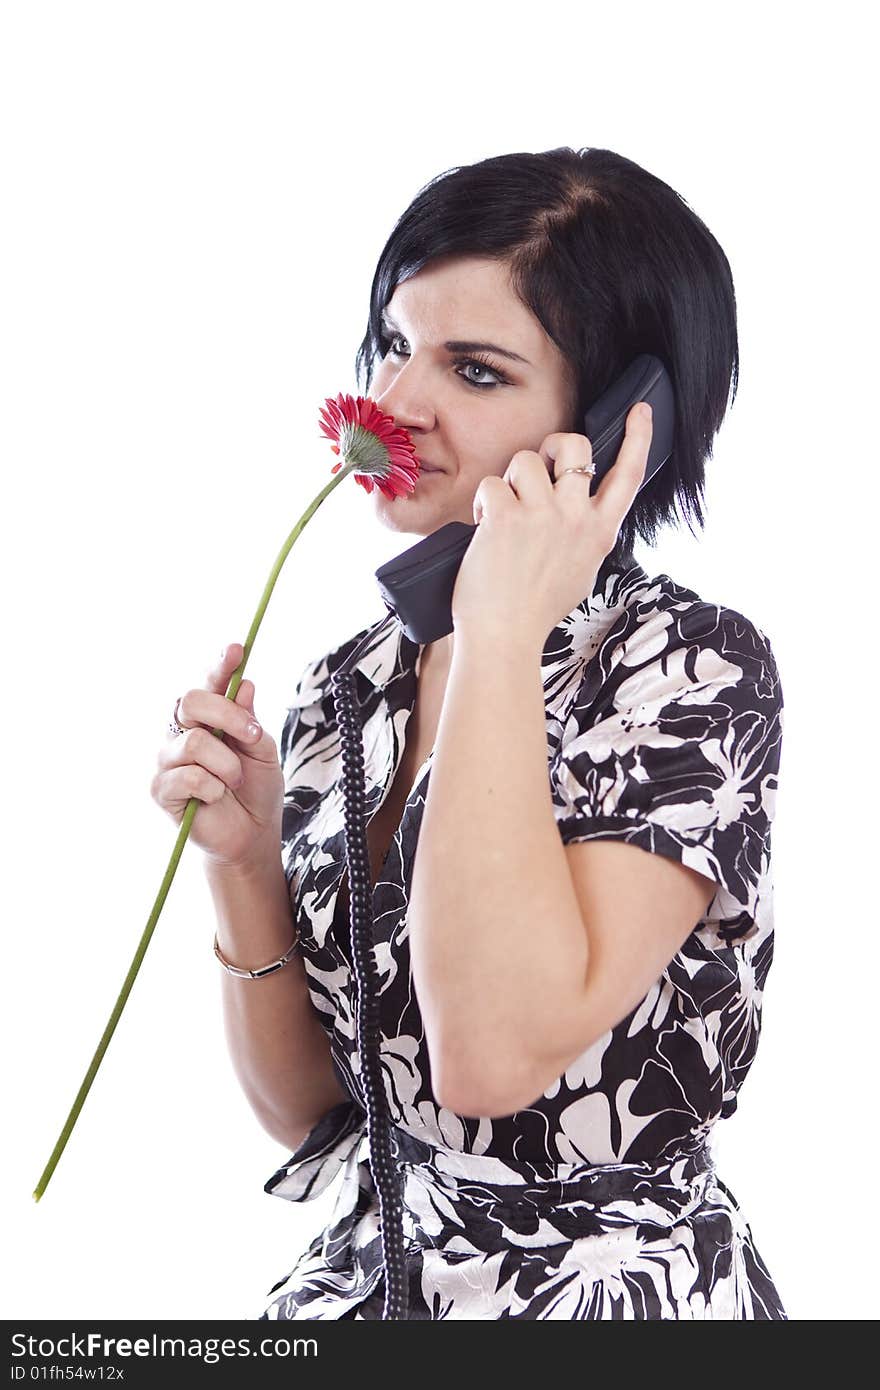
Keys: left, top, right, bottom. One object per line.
{"left": 368, "top": 255, "right": 578, "bottom": 537}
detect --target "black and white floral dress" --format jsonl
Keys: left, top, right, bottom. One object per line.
{"left": 258, "top": 550, "right": 787, "bottom": 1320}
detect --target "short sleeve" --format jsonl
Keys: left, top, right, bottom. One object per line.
{"left": 263, "top": 1100, "right": 366, "bottom": 1202}
{"left": 551, "top": 604, "right": 784, "bottom": 935}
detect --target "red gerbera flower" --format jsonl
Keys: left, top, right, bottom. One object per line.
{"left": 318, "top": 392, "right": 421, "bottom": 500}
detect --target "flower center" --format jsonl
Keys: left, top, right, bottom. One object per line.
{"left": 340, "top": 423, "right": 390, "bottom": 475}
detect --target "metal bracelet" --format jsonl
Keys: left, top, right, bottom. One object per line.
{"left": 213, "top": 928, "right": 301, "bottom": 979}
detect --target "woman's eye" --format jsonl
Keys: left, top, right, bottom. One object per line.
{"left": 460, "top": 360, "right": 503, "bottom": 388}
{"left": 380, "top": 332, "right": 507, "bottom": 390}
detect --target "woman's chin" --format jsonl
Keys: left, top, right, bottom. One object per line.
{"left": 373, "top": 487, "right": 456, "bottom": 536}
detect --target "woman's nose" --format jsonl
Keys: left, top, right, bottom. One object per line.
{"left": 376, "top": 392, "right": 434, "bottom": 435}
{"left": 374, "top": 366, "right": 436, "bottom": 432}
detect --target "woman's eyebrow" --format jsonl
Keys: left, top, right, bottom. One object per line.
{"left": 379, "top": 311, "right": 532, "bottom": 366}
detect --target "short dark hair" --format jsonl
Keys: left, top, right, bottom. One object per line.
{"left": 355, "top": 146, "right": 739, "bottom": 564}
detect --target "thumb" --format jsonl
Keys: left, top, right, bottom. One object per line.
{"left": 232, "top": 678, "right": 256, "bottom": 720}
{"left": 220, "top": 644, "right": 258, "bottom": 721}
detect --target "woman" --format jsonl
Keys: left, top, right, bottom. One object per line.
{"left": 152, "top": 147, "right": 786, "bottom": 1319}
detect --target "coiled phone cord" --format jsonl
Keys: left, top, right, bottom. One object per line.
{"left": 330, "top": 610, "right": 409, "bottom": 1321}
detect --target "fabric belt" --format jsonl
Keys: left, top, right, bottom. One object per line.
{"left": 386, "top": 1126, "right": 717, "bottom": 1250}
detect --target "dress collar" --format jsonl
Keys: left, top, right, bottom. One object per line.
{"left": 337, "top": 547, "right": 649, "bottom": 697}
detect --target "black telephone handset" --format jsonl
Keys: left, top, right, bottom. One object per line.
{"left": 375, "top": 353, "right": 675, "bottom": 644}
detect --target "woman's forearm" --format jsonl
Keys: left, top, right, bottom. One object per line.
{"left": 408, "top": 627, "right": 590, "bottom": 1112}
{"left": 206, "top": 853, "right": 348, "bottom": 1151}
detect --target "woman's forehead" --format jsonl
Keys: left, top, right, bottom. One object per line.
{"left": 383, "top": 260, "right": 558, "bottom": 359}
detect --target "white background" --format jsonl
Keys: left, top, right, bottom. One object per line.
{"left": 3, "top": 1, "right": 875, "bottom": 1323}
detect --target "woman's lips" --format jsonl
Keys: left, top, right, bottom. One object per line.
{"left": 416, "top": 459, "right": 444, "bottom": 473}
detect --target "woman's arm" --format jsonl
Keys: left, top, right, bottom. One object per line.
{"left": 408, "top": 627, "right": 713, "bottom": 1118}
{"left": 408, "top": 627, "right": 590, "bottom": 1112}
{"left": 206, "top": 852, "right": 349, "bottom": 1152}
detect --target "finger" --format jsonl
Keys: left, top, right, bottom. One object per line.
{"left": 156, "top": 706, "right": 244, "bottom": 779}
{"left": 206, "top": 644, "right": 258, "bottom": 718}
{"left": 158, "top": 762, "right": 230, "bottom": 810}
{"left": 177, "top": 675, "right": 262, "bottom": 745}
{"left": 160, "top": 721, "right": 246, "bottom": 784}
{"left": 233, "top": 678, "right": 256, "bottom": 715}
{"left": 472, "top": 472, "right": 514, "bottom": 525}
{"left": 591, "top": 403, "right": 652, "bottom": 523}
{"left": 538, "top": 433, "right": 593, "bottom": 484}
{"left": 500, "top": 448, "right": 557, "bottom": 502}
{"left": 207, "top": 642, "right": 245, "bottom": 694}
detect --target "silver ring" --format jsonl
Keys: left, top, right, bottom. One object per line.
{"left": 557, "top": 464, "right": 596, "bottom": 479}
{"left": 168, "top": 696, "right": 186, "bottom": 739}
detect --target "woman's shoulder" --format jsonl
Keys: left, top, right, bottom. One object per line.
{"left": 609, "top": 558, "right": 780, "bottom": 669}
{"left": 578, "top": 556, "right": 783, "bottom": 724}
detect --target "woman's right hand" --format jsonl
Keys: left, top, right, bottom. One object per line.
{"left": 150, "top": 643, "right": 284, "bottom": 874}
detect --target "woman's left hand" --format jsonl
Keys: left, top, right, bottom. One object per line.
{"left": 450, "top": 402, "right": 654, "bottom": 649}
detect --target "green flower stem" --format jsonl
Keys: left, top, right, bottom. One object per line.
{"left": 33, "top": 458, "right": 359, "bottom": 1202}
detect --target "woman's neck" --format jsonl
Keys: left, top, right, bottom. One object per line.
{"left": 420, "top": 631, "right": 453, "bottom": 675}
